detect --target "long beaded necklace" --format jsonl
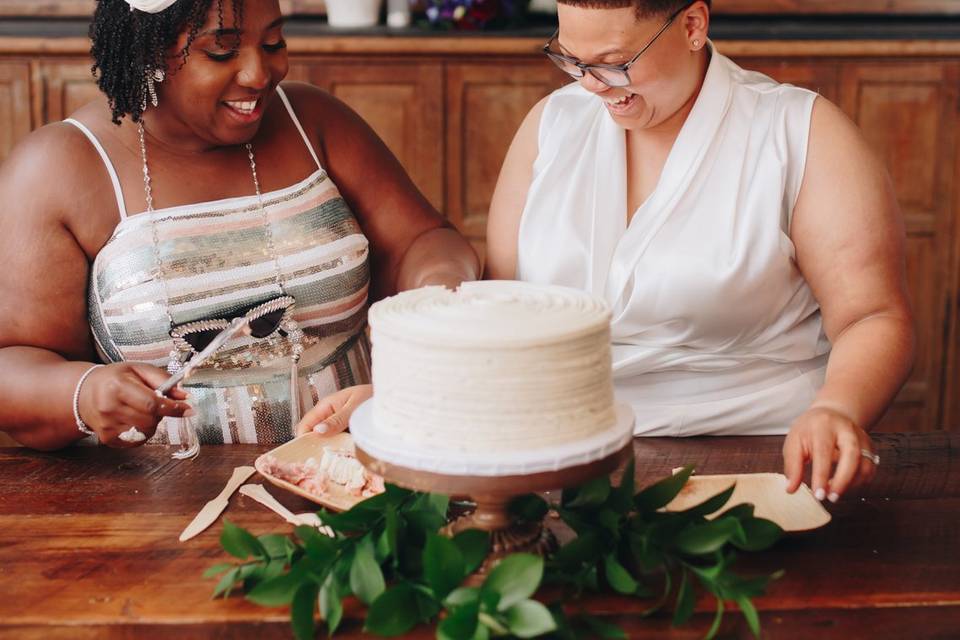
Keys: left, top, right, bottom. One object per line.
{"left": 137, "top": 120, "right": 305, "bottom": 426}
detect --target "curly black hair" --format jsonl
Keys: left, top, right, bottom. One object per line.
{"left": 90, "top": 0, "right": 245, "bottom": 125}
{"left": 556, "top": 0, "right": 710, "bottom": 19}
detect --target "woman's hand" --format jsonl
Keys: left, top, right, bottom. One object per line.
{"left": 783, "top": 406, "right": 878, "bottom": 502}
{"left": 78, "top": 363, "right": 192, "bottom": 448}
{"left": 295, "top": 384, "right": 373, "bottom": 437}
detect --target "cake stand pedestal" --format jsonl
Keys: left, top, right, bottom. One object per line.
{"left": 355, "top": 442, "right": 633, "bottom": 581}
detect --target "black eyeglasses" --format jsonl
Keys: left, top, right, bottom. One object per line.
{"left": 170, "top": 295, "right": 295, "bottom": 355}
{"left": 543, "top": 1, "right": 694, "bottom": 88}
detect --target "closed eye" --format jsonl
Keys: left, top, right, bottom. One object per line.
{"left": 263, "top": 40, "right": 287, "bottom": 53}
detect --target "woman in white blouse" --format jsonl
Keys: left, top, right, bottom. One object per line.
{"left": 300, "top": 0, "right": 912, "bottom": 505}
{"left": 484, "top": 0, "right": 913, "bottom": 502}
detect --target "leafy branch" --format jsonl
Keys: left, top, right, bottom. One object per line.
{"left": 206, "top": 459, "right": 783, "bottom": 639}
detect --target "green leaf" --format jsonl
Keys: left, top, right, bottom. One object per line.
{"left": 505, "top": 600, "right": 556, "bottom": 638}
{"left": 413, "top": 585, "right": 442, "bottom": 622}
{"left": 732, "top": 518, "right": 783, "bottom": 552}
{"left": 679, "top": 483, "right": 736, "bottom": 517}
{"left": 212, "top": 566, "right": 240, "bottom": 598}
{"left": 291, "top": 582, "right": 319, "bottom": 640}
{"left": 203, "top": 562, "right": 234, "bottom": 579}
{"left": 736, "top": 595, "right": 761, "bottom": 638}
{"left": 481, "top": 554, "right": 544, "bottom": 612}
{"left": 564, "top": 476, "right": 611, "bottom": 509}
{"left": 258, "top": 533, "right": 295, "bottom": 560}
{"left": 704, "top": 598, "right": 725, "bottom": 640}
{"left": 453, "top": 529, "right": 490, "bottom": 575}
{"left": 674, "top": 518, "right": 741, "bottom": 555}
{"left": 319, "top": 575, "right": 343, "bottom": 636}
{"left": 365, "top": 583, "right": 421, "bottom": 636}
{"left": 424, "top": 533, "right": 466, "bottom": 599}
{"left": 577, "top": 614, "right": 628, "bottom": 639}
{"left": 220, "top": 519, "right": 266, "bottom": 560}
{"left": 608, "top": 459, "right": 636, "bottom": 514}
{"left": 720, "top": 503, "right": 755, "bottom": 521}
{"left": 554, "top": 530, "right": 602, "bottom": 570}
{"left": 349, "top": 538, "right": 386, "bottom": 605}
{"left": 445, "top": 586, "right": 481, "bottom": 607}
{"left": 672, "top": 569, "right": 695, "bottom": 627}
{"left": 634, "top": 465, "right": 694, "bottom": 512}
{"left": 438, "top": 600, "right": 480, "bottom": 640}
{"left": 378, "top": 505, "right": 400, "bottom": 560}
{"left": 404, "top": 493, "right": 450, "bottom": 535}
{"left": 509, "top": 494, "right": 550, "bottom": 523}
{"left": 603, "top": 554, "right": 638, "bottom": 595}
{"left": 246, "top": 568, "right": 308, "bottom": 607}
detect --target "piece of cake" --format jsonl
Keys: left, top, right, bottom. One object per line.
{"left": 368, "top": 280, "right": 616, "bottom": 454}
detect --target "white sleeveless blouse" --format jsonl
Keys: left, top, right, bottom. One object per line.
{"left": 517, "top": 44, "right": 830, "bottom": 436}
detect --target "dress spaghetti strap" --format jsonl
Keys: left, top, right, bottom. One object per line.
{"left": 63, "top": 118, "right": 128, "bottom": 221}
{"left": 275, "top": 86, "right": 324, "bottom": 172}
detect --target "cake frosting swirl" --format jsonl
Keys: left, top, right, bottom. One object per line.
{"left": 368, "top": 281, "right": 616, "bottom": 453}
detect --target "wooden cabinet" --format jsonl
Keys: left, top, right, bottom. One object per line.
{"left": 289, "top": 59, "right": 445, "bottom": 210}
{"left": 0, "top": 61, "right": 31, "bottom": 163}
{"left": 1, "top": 36, "right": 958, "bottom": 432}
{"left": 35, "top": 59, "right": 100, "bottom": 124}
{"left": 445, "top": 63, "right": 567, "bottom": 250}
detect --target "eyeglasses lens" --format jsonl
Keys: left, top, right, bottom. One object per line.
{"left": 248, "top": 308, "right": 287, "bottom": 339}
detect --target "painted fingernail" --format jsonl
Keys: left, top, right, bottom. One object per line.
{"left": 313, "top": 422, "right": 329, "bottom": 434}
{"left": 814, "top": 488, "right": 826, "bottom": 501}
{"left": 828, "top": 492, "right": 840, "bottom": 503}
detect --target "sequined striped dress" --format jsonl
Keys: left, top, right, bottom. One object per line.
{"left": 70, "top": 86, "right": 371, "bottom": 444}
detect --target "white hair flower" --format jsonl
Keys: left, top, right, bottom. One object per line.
{"left": 124, "top": 0, "right": 179, "bottom": 13}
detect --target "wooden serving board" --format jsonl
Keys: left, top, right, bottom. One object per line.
{"left": 665, "top": 473, "right": 832, "bottom": 532}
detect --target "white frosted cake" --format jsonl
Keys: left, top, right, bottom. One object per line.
{"left": 368, "top": 280, "right": 616, "bottom": 454}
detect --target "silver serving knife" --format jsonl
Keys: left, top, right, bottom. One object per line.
{"left": 155, "top": 316, "right": 250, "bottom": 397}
{"left": 179, "top": 465, "right": 257, "bottom": 542}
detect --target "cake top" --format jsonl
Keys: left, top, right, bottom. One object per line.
{"left": 369, "top": 280, "right": 611, "bottom": 348}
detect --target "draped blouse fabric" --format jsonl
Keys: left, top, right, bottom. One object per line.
{"left": 517, "top": 45, "right": 829, "bottom": 436}
{"left": 77, "top": 87, "right": 372, "bottom": 444}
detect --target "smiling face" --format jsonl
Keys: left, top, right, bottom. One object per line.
{"left": 151, "top": 0, "right": 289, "bottom": 148}
{"left": 555, "top": 3, "right": 707, "bottom": 132}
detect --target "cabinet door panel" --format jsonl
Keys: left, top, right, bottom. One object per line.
{"left": 445, "top": 62, "right": 568, "bottom": 254}
{"left": 37, "top": 60, "right": 100, "bottom": 124}
{"left": 839, "top": 62, "right": 958, "bottom": 431}
{"left": 0, "top": 61, "right": 31, "bottom": 163}
{"left": 733, "top": 58, "right": 840, "bottom": 103}
{"left": 293, "top": 60, "right": 443, "bottom": 211}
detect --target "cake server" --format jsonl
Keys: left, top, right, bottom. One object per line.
{"left": 179, "top": 465, "right": 256, "bottom": 542}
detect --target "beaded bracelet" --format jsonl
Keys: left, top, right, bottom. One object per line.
{"left": 72, "top": 364, "right": 104, "bottom": 436}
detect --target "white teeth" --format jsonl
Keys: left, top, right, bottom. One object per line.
{"left": 604, "top": 94, "right": 633, "bottom": 107}
{"left": 226, "top": 99, "right": 258, "bottom": 114}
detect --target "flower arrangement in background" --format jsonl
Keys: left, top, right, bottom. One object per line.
{"left": 419, "top": 0, "right": 529, "bottom": 30}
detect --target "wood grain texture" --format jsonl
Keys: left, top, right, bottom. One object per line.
{"left": 0, "top": 433, "right": 956, "bottom": 637}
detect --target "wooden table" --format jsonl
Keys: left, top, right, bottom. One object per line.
{"left": 0, "top": 433, "right": 957, "bottom": 639}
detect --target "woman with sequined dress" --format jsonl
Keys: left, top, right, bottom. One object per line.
{"left": 0, "top": 0, "right": 480, "bottom": 450}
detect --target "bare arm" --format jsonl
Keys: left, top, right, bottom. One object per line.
{"left": 284, "top": 83, "right": 478, "bottom": 298}
{"left": 0, "top": 125, "right": 189, "bottom": 450}
{"left": 784, "top": 97, "right": 915, "bottom": 499}
{"left": 485, "top": 97, "right": 547, "bottom": 280}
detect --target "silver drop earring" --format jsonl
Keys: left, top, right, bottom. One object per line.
{"left": 144, "top": 68, "right": 165, "bottom": 110}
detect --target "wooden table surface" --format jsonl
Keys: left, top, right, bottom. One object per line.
{"left": 0, "top": 433, "right": 957, "bottom": 639}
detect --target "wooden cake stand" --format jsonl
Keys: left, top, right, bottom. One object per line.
{"left": 355, "top": 441, "right": 633, "bottom": 579}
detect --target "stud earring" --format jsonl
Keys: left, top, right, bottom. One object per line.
{"left": 692, "top": 39, "right": 701, "bottom": 48}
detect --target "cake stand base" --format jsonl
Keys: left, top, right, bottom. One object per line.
{"left": 355, "top": 442, "right": 633, "bottom": 583}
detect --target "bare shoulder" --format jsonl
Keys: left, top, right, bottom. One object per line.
{"left": 0, "top": 121, "right": 103, "bottom": 226}
{"left": 806, "top": 96, "right": 884, "bottom": 178}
